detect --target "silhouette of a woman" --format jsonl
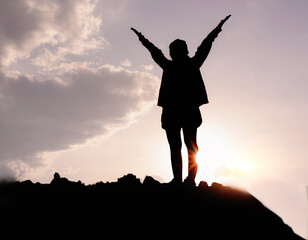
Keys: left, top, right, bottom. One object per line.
{"left": 132, "top": 15, "right": 231, "bottom": 185}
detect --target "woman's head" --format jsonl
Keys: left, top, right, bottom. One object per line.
{"left": 169, "top": 39, "right": 189, "bottom": 60}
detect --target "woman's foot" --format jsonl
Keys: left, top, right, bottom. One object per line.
{"left": 183, "top": 177, "right": 196, "bottom": 187}
{"left": 167, "top": 178, "right": 182, "bottom": 185}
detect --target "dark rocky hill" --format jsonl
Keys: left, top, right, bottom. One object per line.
{"left": 0, "top": 173, "right": 304, "bottom": 239}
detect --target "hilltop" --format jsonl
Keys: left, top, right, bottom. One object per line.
{"left": 0, "top": 173, "right": 304, "bottom": 239}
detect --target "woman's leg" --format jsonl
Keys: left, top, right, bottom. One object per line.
{"left": 165, "top": 128, "right": 182, "bottom": 182}
{"left": 183, "top": 127, "right": 198, "bottom": 181}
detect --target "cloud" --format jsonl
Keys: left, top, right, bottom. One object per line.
{"left": 0, "top": 162, "right": 15, "bottom": 180}
{"left": 0, "top": 0, "right": 161, "bottom": 180}
{"left": 0, "top": 0, "right": 105, "bottom": 68}
{"left": 142, "top": 64, "right": 154, "bottom": 71}
{"left": 0, "top": 65, "right": 159, "bottom": 176}
{"left": 121, "top": 59, "right": 132, "bottom": 67}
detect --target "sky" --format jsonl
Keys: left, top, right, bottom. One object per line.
{"left": 0, "top": 0, "right": 307, "bottom": 237}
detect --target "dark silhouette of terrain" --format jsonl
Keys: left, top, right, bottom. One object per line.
{"left": 0, "top": 173, "right": 304, "bottom": 239}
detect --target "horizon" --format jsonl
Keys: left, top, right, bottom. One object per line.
{"left": 0, "top": 0, "right": 307, "bottom": 238}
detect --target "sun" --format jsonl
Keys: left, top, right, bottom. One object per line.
{"left": 194, "top": 126, "right": 256, "bottom": 184}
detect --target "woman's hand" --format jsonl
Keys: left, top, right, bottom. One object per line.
{"left": 218, "top": 15, "right": 231, "bottom": 28}
{"left": 131, "top": 27, "right": 144, "bottom": 39}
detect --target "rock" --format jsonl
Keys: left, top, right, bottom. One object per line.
{"left": 20, "top": 179, "right": 33, "bottom": 185}
{"left": 50, "top": 172, "right": 84, "bottom": 186}
{"left": 116, "top": 173, "right": 141, "bottom": 185}
{"left": 143, "top": 176, "right": 161, "bottom": 185}
{"left": 198, "top": 180, "right": 209, "bottom": 188}
{"left": 0, "top": 173, "right": 304, "bottom": 240}
{"left": 211, "top": 182, "right": 223, "bottom": 188}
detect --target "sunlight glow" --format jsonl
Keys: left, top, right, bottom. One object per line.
{"left": 194, "top": 126, "right": 257, "bottom": 185}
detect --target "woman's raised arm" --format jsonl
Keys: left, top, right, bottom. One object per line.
{"left": 131, "top": 27, "right": 169, "bottom": 69}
